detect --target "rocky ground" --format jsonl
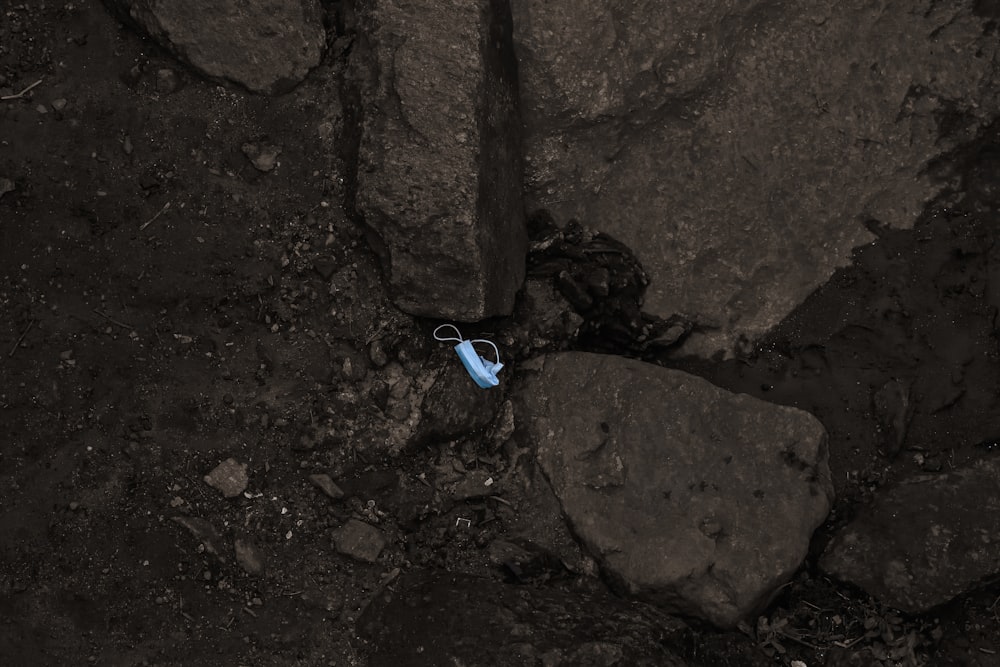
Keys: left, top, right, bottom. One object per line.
{"left": 2, "top": 2, "right": 1000, "bottom": 667}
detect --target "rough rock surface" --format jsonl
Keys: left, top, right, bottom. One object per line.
{"left": 417, "top": 355, "right": 505, "bottom": 443}
{"left": 105, "top": 0, "right": 325, "bottom": 94}
{"left": 516, "top": 352, "right": 833, "bottom": 627}
{"left": 233, "top": 537, "right": 265, "bottom": 576}
{"left": 821, "top": 455, "right": 1000, "bottom": 613}
{"left": 358, "top": 570, "right": 689, "bottom": 666}
{"left": 332, "top": 519, "right": 386, "bottom": 563}
{"left": 511, "top": 0, "right": 1000, "bottom": 355}
{"left": 352, "top": 0, "right": 526, "bottom": 321}
{"left": 203, "top": 457, "right": 249, "bottom": 498}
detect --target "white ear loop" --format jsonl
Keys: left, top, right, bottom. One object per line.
{"left": 433, "top": 324, "right": 463, "bottom": 343}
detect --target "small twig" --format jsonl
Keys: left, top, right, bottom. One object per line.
{"left": 834, "top": 634, "right": 868, "bottom": 649}
{"left": 140, "top": 202, "right": 171, "bottom": 230}
{"left": 488, "top": 495, "right": 513, "bottom": 507}
{"left": 1, "top": 78, "right": 42, "bottom": 101}
{"left": 93, "top": 309, "right": 132, "bottom": 330}
{"left": 242, "top": 606, "right": 258, "bottom": 618}
{"left": 777, "top": 630, "right": 822, "bottom": 651}
{"left": 8, "top": 320, "right": 35, "bottom": 357}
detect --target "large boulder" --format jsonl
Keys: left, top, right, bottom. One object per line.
{"left": 105, "top": 0, "right": 326, "bottom": 94}
{"left": 352, "top": 0, "right": 527, "bottom": 321}
{"left": 515, "top": 352, "right": 833, "bottom": 627}
{"left": 358, "top": 570, "right": 689, "bottom": 666}
{"left": 821, "top": 455, "right": 1000, "bottom": 613}
{"left": 511, "top": 0, "right": 1000, "bottom": 356}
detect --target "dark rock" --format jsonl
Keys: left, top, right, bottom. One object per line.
{"left": 512, "top": 0, "right": 1000, "bottom": 356}
{"left": 451, "top": 469, "right": 497, "bottom": 501}
{"left": 309, "top": 473, "right": 346, "bottom": 500}
{"left": 358, "top": 570, "right": 689, "bottom": 666}
{"left": 516, "top": 352, "right": 833, "bottom": 627}
{"left": 172, "top": 516, "right": 226, "bottom": 559}
{"left": 367, "top": 338, "right": 390, "bottom": 368}
{"left": 105, "top": 0, "right": 326, "bottom": 94}
{"left": 820, "top": 455, "right": 1000, "bottom": 613}
{"left": 332, "top": 519, "right": 387, "bottom": 563}
{"left": 351, "top": 0, "right": 526, "bottom": 321}
{"left": 241, "top": 141, "right": 282, "bottom": 172}
{"left": 417, "top": 356, "right": 504, "bottom": 443}
{"left": 234, "top": 536, "right": 265, "bottom": 575}
{"left": 515, "top": 278, "right": 583, "bottom": 349}
{"left": 556, "top": 270, "right": 592, "bottom": 311}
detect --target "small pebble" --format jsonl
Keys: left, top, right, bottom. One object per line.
{"left": 309, "top": 474, "right": 345, "bottom": 500}
{"left": 331, "top": 519, "right": 386, "bottom": 563}
{"left": 156, "top": 68, "right": 180, "bottom": 95}
{"left": 203, "top": 458, "right": 249, "bottom": 498}
{"left": 368, "top": 339, "right": 389, "bottom": 367}
{"left": 234, "top": 537, "right": 265, "bottom": 576}
{"left": 241, "top": 142, "right": 282, "bottom": 172}
{"left": 51, "top": 98, "right": 67, "bottom": 111}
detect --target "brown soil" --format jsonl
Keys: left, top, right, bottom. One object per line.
{"left": 2, "top": 3, "right": 999, "bottom": 667}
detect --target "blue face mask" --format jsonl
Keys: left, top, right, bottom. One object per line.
{"left": 433, "top": 324, "right": 504, "bottom": 389}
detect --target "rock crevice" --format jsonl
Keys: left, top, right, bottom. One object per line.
{"left": 349, "top": 0, "right": 527, "bottom": 321}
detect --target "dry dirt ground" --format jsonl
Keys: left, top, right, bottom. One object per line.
{"left": 2, "top": 3, "right": 1000, "bottom": 667}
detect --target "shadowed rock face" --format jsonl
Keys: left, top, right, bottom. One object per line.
{"left": 512, "top": 0, "right": 1000, "bottom": 356}
{"left": 104, "top": 0, "right": 326, "bottom": 94}
{"left": 351, "top": 0, "right": 527, "bottom": 322}
{"left": 516, "top": 352, "right": 834, "bottom": 628}
{"left": 821, "top": 455, "right": 1000, "bottom": 613}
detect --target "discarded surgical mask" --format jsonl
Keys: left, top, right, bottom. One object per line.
{"left": 433, "top": 324, "right": 504, "bottom": 389}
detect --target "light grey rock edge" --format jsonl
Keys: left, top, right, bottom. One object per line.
{"left": 351, "top": 0, "right": 527, "bottom": 321}
{"left": 104, "top": 0, "right": 326, "bottom": 94}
